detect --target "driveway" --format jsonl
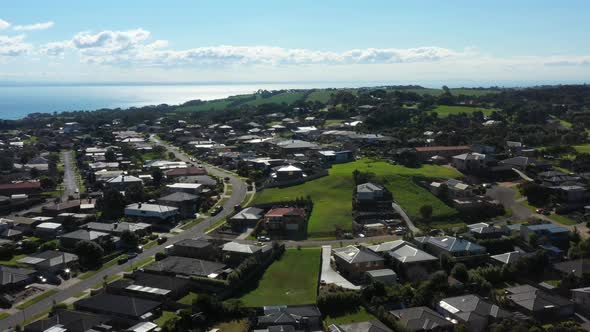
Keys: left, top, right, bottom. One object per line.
{"left": 320, "top": 245, "right": 360, "bottom": 290}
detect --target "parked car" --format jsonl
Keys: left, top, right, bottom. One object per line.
{"left": 157, "top": 237, "right": 167, "bottom": 244}
{"left": 118, "top": 256, "right": 129, "bottom": 264}
{"left": 257, "top": 236, "right": 270, "bottom": 242}
{"left": 128, "top": 252, "right": 138, "bottom": 259}
{"left": 536, "top": 208, "right": 550, "bottom": 215}
{"left": 211, "top": 206, "right": 223, "bottom": 216}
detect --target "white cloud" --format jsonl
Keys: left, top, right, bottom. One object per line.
{"left": 40, "top": 40, "right": 72, "bottom": 57}
{"left": 0, "top": 35, "right": 32, "bottom": 56}
{"left": 0, "top": 19, "right": 10, "bottom": 30}
{"left": 13, "top": 21, "right": 54, "bottom": 31}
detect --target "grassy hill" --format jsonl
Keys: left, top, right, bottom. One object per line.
{"left": 431, "top": 105, "right": 498, "bottom": 117}
{"left": 252, "top": 159, "right": 462, "bottom": 238}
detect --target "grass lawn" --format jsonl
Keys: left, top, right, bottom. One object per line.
{"left": 324, "top": 119, "right": 346, "bottom": 127}
{"left": 431, "top": 105, "right": 497, "bottom": 117}
{"left": 155, "top": 311, "right": 177, "bottom": 327}
{"left": 0, "top": 312, "right": 10, "bottom": 320}
{"left": 573, "top": 143, "right": 590, "bottom": 154}
{"left": 253, "top": 159, "right": 461, "bottom": 237}
{"left": 78, "top": 254, "right": 125, "bottom": 279}
{"left": 0, "top": 254, "right": 26, "bottom": 267}
{"left": 178, "top": 292, "right": 198, "bottom": 305}
{"left": 16, "top": 289, "right": 58, "bottom": 310}
{"left": 243, "top": 91, "right": 308, "bottom": 106}
{"left": 324, "top": 307, "right": 376, "bottom": 326}
{"left": 214, "top": 319, "right": 249, "bottom": 332}
{"left": 549, "top": 213, "right": 578, "bottom": 226}
{"left": 238, "top": 248, "right": 320, "bottom": 307}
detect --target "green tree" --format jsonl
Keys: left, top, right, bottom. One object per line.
{"left": 75, "top": 240, "right": 105, "bottom": 268}
{"left": 101, "top": 188, "right": 126, "bottom": 219}
{"left": 419, "top": 205, "right": 433, "bottom": 221}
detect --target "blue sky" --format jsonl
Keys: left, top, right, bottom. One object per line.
{"left": 1, "top": 0, "right": 590, "bottom": 85}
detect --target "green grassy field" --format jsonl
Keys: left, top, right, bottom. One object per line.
{"left": 573, "top": 143, "right": 590, "bottom": 153}
{"left": 253, "top": 159, "right": 461, "bottom": 237}
{"left": 324, "top": 307, "right": 376, "bottom": 325}
{"left": 243, "top": 91, "right": 308, "bottom": 106}
{"left": 16, "top": 289, "right": 58, "bottom": 310}
{"left": 155, "top": 311, "right": 177, "bottom": 327}
{"left": 214, "top": 319, "right": 249, "bottom": 332}
{"left": 431, "top": 105, "right": 498, "bottom": 117}
{"left": 238, "top": 248, "right": 320, "bottom": 306}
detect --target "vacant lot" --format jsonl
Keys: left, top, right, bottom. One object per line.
{"left": 253, "top": 159, "right": 461, "bottom": 237}
{"left": 431, "top": 105, "right": 497, "bottom": 117}
{"left": 324, "top": 307, "right": 376, "bottom": 326}
{"left": 238, "top": 248, "right": 320, "bottom": 306}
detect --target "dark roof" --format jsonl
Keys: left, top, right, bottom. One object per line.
{"left": 0, "top": 182, "right": 41, "bottom": 190}
{"left": 165, "top": 167, "right": 207, "bottom": 177}
{"left": 389, "top": 307, "right": 452, "bottom": 331}
{"left": 132, "top": 272, "right": 191, "bottom": 294}
{"left": 144, "top": 256, "right": 226, "bottom": 277}
{"left": 174, "top": 238, "right": 212, "bottom": 249}
{"left": 59, "top": 229, "right": 109, "bottom": 241}
{"left": 259, "top": 305, "right": 321, "bottom": 325}
{"left": 439, "top": 294, "right": 510, "bottom": 322}
{"left": 158, "top": 192, "right": 199, "bottom": 202}
{"left": 0, "top": 266, "right": 35, "bottom": 286}
{"left": 75, "top": 293, "right": 161, "bottom": 318}
{"left": 505, "top": 285, "right": 572, "bottom": 312}
{"left": 24, "top": 309, "right": 112, "bottom": 332}
{"left": 333, "top": 320, "right": 394, "bottom": 332}
{"left": 553, "top": 259, "right": 590, "bottom": 278}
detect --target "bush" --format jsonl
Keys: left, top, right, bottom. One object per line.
{"left": 155, "top": 252, "right": 166, "bottom": 261}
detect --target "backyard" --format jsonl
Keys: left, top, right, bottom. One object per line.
{"left": 252, "top": 159, "right": 462, "bottom": 237}
{"left": 238, "top": 248, "right": 320, "bottom": 307}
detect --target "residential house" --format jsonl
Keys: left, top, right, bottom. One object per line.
{"left": 17, "top": 251, "right": 78, "bottom": 271}
{"left": 157, "top": 192, "right": 200, "bottom": 218}
{"left": 257, "top": 305, "right": 322, "bottom": 331}
{"left": 520, "top": 223, "right": 569, "bottom": 246}
{"left": 451, "top": 153, "right": 495, "bottom": 172}
{"left": 365, "top": 269, "right": 397, "bottom": 286}
{"left": 229, "top": 207, "right": 264, "bottom": 229}
{"left": 23, "top": 309, "right": 120, "bottom": 332}
{"left": 221, "top": 241, "right": 270, "bottom": 265}
{"left": 124, "top": 203, "right": 179, "bottom": 223}
{"left": 332, "top": 245, "right": 385, "bottom": 280}
{"left": 74, "top": 293, "right": 162, "bottom": 321}
{"left": 553, "top": 259, "right": 590, "bottom": 279}
{"left": 165, "top": 166, "right": 207, "bottom": 179}
{"left": 437, "top": 294, "right": 510, "bottom": 332}
{"left": 263, "top": 207, "right": 307, "bottom": 233}
{"left": 367, "top": 240, "right": 437, "bottom": 281}
{"left": 82, "top": 221, "right": 151, "bottom": 236}
{"left": 165, "top": 183, "right": 203, "bottom": 195}
{"left": 571, "top": 287, "right": 590, "bottom": 316}
{"left": 551, "top": 185, "right": 587, "bottom": 203}
{"left": 413, "top": 236, "right": 487, "bottom": 258}
{"left": 0, "top": 182, "right": 41, "bottom": 196}
{"left": 105, "top": 175, "right": 143, "bottom": 191}
{"left": 329, "top": 320, "right": 394, "bottom": 332}
{"left": 505, "top": 284, "right": 574, "bottom": 320}
{"left": 59, "top": 229, "right": 112, "bottom": 248}
{"left": 169, "top": 238, "right": 218, "bottom": 260}
{"left": 34, "top": 222, "right": 64, "bottom": 239}
{"left": 500, "top": 156, "right": 551, "bottom": 171}
{"left": 467, "top": 222, "right": 507, "bottom": 239}
{"left": 317, "top": 150, "right": 354, "bottom": 164}
{"left": 354, "top": 183, "right": 393, "bottom": 211}
{"left": 389, "top": 307, "right": 454, "bottom": 332}
{"left": 272, "top": 165, "right": 306, "bottom": 181}
{"left": 143, "top": 256, "right": 227, "bottom": 278}
{"left": 490, "top": 251, "right": 527, "bottom": 265}
{"left": 0, "top": 266, "right": 36, "bottom": 292}
{"left": 414, "top": 146, "right": 471, "bottom": 160}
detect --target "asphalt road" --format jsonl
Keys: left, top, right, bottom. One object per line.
{"left": 0, "top": 140, "right": 247, "bottom": 330}
{"left": 61, "top": 150, "right": 78, "bottom": 200}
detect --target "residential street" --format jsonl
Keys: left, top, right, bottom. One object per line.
{"left": 0, "top": 139, "right": 248, "bottom": 330}
{"left": 61, "top": 150, "right": 78, "bottom": 200}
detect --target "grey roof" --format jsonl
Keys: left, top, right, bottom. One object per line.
{"left": 366, "top": 269, "right": 396, "bottom": 278}
{"left": 144, "top": 256, "right": 226, "bottom": 277}
{"left": 175, "top": 238, "right": 212, "bottom": 249}
{"left": 490, "top": 251, "right": 526, "bottom": 265}
{"left": 553, "top": 259, "right": 590, "bottom": 278}
{"left": 19, "top": 251, "right": 78, "bottom": 267}
{"left": 505, "top": 284, "right": 572, "bottom": 312}
{"left": 158, "top": 192, "right": 199, "bottom": 202}
{"left": 274, "top": 139, "right": 319, "bottom": 150}
{"left": 522, "top": 223, "right": 569, "bottom": 234}
{"left": 439, "top": 294, "right": 510, "bottom": 322}
{"left": 231, "top": 207, "right": 264, "bottom": 220}
{"left": 357, "top": 183, "right": 383, "bottom": 193}
{"left": 414, "top": 236, "right": 486, "bottom": 255}
{"left": 75, "top": 293, "right": 160, "bottom": 318}
{"left": 390, "top": 307, "right": 453, "bottom": 331}
{"left": 388, "top": 244, "right": 437, "bottom": 264}
{"left": 82, "top": 221, "right": 150, "bottom": 234}
{"left": 60, "top": 229, "right": 109, "bottom": 241}
{"left": 366, "top": 240, "right": 407, "bottom": 253}
{"left": 332, "top": 246, "right": 385, "bottom": 264}
{"left": 0, "top": 266, "right": 35, "bottom": 286}
{"left": 106, "top": 175, "right": 143, "bottom": 183}
{"left": 333, "top": 320, "right": 393, "bottom": 332}
{"left": 222, "top": 241, "right": 264, "bottom": 254}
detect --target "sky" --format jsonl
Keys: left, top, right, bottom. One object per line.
{"left": 1, "top": 0, "right": 590, "bottom": 86}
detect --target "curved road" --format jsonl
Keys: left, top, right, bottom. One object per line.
{"left": 0, "top": 139, "right": 247, "bottom": 329}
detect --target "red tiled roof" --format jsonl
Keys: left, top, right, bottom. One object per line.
{"left": 0, "top": 182, "right": 41, "bottom": 190}
{"left": 165, "top": 167, "right": 207, "bottom": 177}
{"left": 415, "top": 145, "right": 471, "bottom": 152}
{"left": 265, "top": 207, "right": 306, "bottom": 217}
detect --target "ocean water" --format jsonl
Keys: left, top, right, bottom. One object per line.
{"left": 0, "top": 82, "right": 367, "bottom": 120}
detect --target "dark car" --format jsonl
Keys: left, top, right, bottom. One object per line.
{"left": 211, "top": 206, "right": 224, "bottom": 216}
{"left": 157, "top": 237, "right": 167, "bottom": 244}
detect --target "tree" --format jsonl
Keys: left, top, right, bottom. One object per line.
{"left": 101, "top": 188, "right": 126, "bottom": 219}
{"left": 39, "top": 176, "right": 56, "bottom": 189}
{"left": 105, "top": 149, "right": 117, "bottom": 162}
{"left": 120, "top": 230, "right": 139, "bottom": 248}
{"left": 419, "top": 205, "right": 433, "bottom": 221}
{"left": 125, "top": 183, "right": 145, "bottom": 203}
{"left": 75, "top": 240, "right": 104, "bottom": 268}
{"left": 451, "top": 263, "right": 469, "bottom": 283}
{"left": 151, "top": 167, "right": 164, "bottom": 186}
